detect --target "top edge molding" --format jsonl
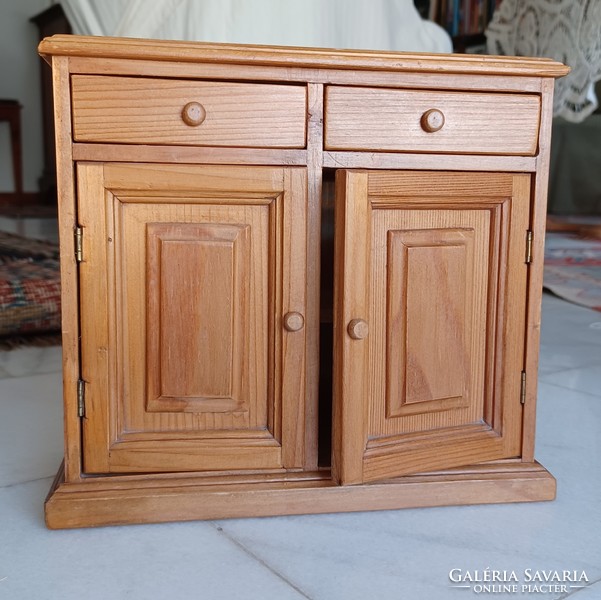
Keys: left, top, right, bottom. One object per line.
{"left": 39, "top": 34, "right": 570, "bottom": 78}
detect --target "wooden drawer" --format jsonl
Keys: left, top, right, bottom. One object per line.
{"left": 324, "top": 86, "right": 541, "bottom": 156}
{"left": 71, "top": 75, "right": 307, "bottom": 148}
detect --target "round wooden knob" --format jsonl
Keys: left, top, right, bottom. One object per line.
{"left": 420, "top": 109, "right": 445, "bottom": 133}
{"left": 347, "top": 319, "right": 368, "bottom": 340}
{"left": 181, "top": 102, "right": 206, "bottom": 127}
{"left": 284, "top": 312, "right": 304, "bottom": 332}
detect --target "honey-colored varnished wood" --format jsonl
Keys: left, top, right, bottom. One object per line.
{"left": 41, "top": 35, "right": 565, "bottom": 528}
{"left": 303, "top": 82, "right": 324, "bottom": 471}
{"left": 333, "top": 170, "right": 530, "bottom": 484}
{"left": 323, "top": 152, "right": 537, "bottom": 172}
{"left": 51, "top": 56, "right": 82, "bottom": 482}
{"left": 45, "top": 461, "right": 556, "bottom": 529}
{"left": 386, "top": 227, "right": 472, "bottom": 417}
{"left": 66, "top": 55, "right": 551, "bottom": 93}
{"left": 332, "top": 171, "right": 370, "bottom": 484}
{"left": 181, "top": 101, "right": 206, "bottom": 127}
{"left": 39, "top": 35, "right": 570, "bottom": 78}
{"left": 72, "top": 144, "right": 308, "bottom": 166}
{"left": 325, "top": 87, "right": 541, "bottom": 155}
{"left": 522, "top": 77, "right": 557, "bottom": 462}
{"left": 71, "top": 76, "right": 306, "bottom": 148}
{"left": 145, "top": 221, "right": 250, "bottom": 413}
{"left": 78, "top": 163, "right": 308, "bottom": 473}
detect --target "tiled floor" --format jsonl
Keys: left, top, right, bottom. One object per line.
{"left": 0, "top": 293, "right": 600, "bottom": 599}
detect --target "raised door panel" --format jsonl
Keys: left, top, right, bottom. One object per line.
{"left": 77, "top": 163, "right": 307, "bottom": 473}
{"left": 333, "top": 170, "right": 530, "bottom": 484}
{"left": 386, "top": 227, "right": 474, "bottom": 417}
{"left": 146, "top": 222, "right": 250, "bottom": 413}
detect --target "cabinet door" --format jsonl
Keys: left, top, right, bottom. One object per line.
{"left": 333, "top": 170, "right": 530, "bottom": 484}
{"left": 78, "top": 164, "right": 307, "bottom": 473}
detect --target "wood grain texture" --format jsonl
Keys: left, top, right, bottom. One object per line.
{"left": 102, "top": 163, "right": 285, "bottom": 194}
{"left": 323, "top": 152, "right": 537, "bottom": 172}
{"left": 333, "top": 171, "right": 531, "bottom": 484}
{"left": 39, "top": 35, "right": 570, "bottom": 77}
{"left": 72, "top": 142, "right": 536, "bottom": 173}
{"left": 367, "top": 171, "right": 516, "bottom": 196}
{"left": 71, "top": 75, "right": 306, "bottom": 148}
{"left": 145, "top": 222, "right": 250, "bottom": 413}
{"left": 77, "top": 164, "right": 111, "bottom": 473}
{"left": 303, "top": 83, "right": 324, "bottom": 470}
{"left": 386, "top": 228, "right": 473, "bottom": 417}
{"left": 78, "top": 164, "right": 308, "bottom": 473}
{"left": 47, "top": 456, "right": 540, "bottom": 490}
{"left": 66, "top": 56, "right": 549, "bottom": 94}
{"left": 41, "top": 36, "right": 562, "bottom": 527}
{"left": 45, "top": 461, "right": 556, "bottom": 529}
{"left": 332, "top": 171, "right": 370, "bottom": 485}
{"left": 72, "top": 144, "right": 307, "bottom": 165}
{"left": 280, "top": 168, "right": 309, "bottom": 468}
{"left": 522, "top": 78, "right": 556, "bottom": 462}
{"left": 51, "top": 56, "right": 82, "bottom": 482}
{"left": 325, "top": 87, "right": 540, "bottom": 155}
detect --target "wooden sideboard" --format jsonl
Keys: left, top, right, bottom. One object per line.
{"left": 39, "top": 35, "right": 569, "bottom": 529}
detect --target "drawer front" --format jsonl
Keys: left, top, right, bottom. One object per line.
{"left": 71, "top": 75, "right": 307, "bottom": 148}
{"left": 325, "top": 86, "right": 540, "bottom": 156}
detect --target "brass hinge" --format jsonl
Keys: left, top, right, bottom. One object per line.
{"left": 520, "top": 371, "right": 527, "bottom": 405}
{"left": 525, "top": 230, "right": 533, "bottom": 264}
{"left": 75, "top": 226, "right": 83, "bottom": 263}
{"left": 77, "top": 379, "right": 85, "bottom": 417}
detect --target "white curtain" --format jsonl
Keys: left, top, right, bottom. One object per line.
{"left": 487, "top": 0, "right": 601, "bottom": 123}
{"left": 59, "top": 0, "right": 453, "bottom": 53}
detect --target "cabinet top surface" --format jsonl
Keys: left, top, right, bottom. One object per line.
{"left": 39, "top": 34, "right": 569, "bottom": 78}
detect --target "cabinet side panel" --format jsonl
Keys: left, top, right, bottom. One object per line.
{"left": 52, "top": 56, "right": 82, "bottom": 481}
{"left": 523, "top": 79, "right": 556, "bottom": 462}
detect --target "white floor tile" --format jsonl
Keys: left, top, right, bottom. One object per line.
{"left": 566, "top": 579, "right": 601, "bottom": 599}
{"left": 538, "top": 294, "right": 601, "bottom": 373}
{"left": 0, "top": 372, "right": 63, "bottom": 486}
{"left": 215, "top": 506, "right": 599, "bottom": 600}
{"left": 0, "top": 480, "right": 308, "bottom": 600}
{"left": 539, "top": 365, "right": 601, "bottom": 397}
{"left": 0, "top": 346, "right": 62, "bottom": 379}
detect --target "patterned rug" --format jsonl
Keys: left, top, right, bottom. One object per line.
{"left": 0, "top": 231, "right": 61, "bottom": 348}
{"left": 544, "top": 232, "right": 601, "bottom": 312}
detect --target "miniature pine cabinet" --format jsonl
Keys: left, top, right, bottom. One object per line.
{"left": 39, "top": 35, "right": 569, "bottom": 529}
